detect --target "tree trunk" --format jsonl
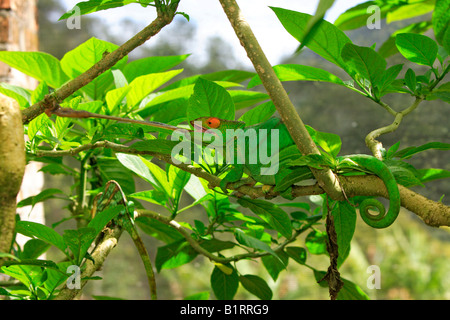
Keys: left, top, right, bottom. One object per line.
{"left": 0, "top": 0, "right": 40, "bottom": 260}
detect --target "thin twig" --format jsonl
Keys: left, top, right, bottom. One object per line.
{"left": 21, "top": 2, "right": 179, "bottom": 124}
{"left": 365, "top": 97, "right": 423, "bottom": 158}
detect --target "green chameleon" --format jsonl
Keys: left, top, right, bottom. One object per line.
{"left": 49, "top": 106, "right": 401, "bottom": 228}
{"left": 191, "top": 116, "right": 401, "bottom": 229}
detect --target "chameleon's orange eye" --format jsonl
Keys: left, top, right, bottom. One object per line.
{"left": 207, "top": 117, "right": 221, "bottom": 129}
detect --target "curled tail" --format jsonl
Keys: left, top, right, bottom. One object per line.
{"left": 345, "top": 155, "right": 401, "bottom": 228}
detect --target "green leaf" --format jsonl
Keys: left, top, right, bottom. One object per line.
{"left": 1, "top": 265, "right": 37, "bottom": 289}
{"left": 15, "top": 221, "right": 67, "bottom": 254}
{"left": 126, "top": 70, "right": 183, "bottom": 108}
{"left": 393, "top": 142, "right": 450, "bottom": 159}
{"left": 237, "top": 198, "right": 292, "bottom": 238}
{"left": 136, "top": 216, "right": 184, "bottom": 244}
{"left": 341, "top": 43, "right": 387, "bottom": 88}
{"left": 96, "top": 157, "right": 136, "bottom": 195}
{"left": 378, "top": 64, "right": 403, "bottom": 95}
{"left": 418, "top": 168, "right": 450, "bottom": 183}
{"left": 298, "top": 0, "right": 336, "bottom": 50}
{"left": 336, "top": 278, "right": 370, "bottom": 300}
{"left": 2, "top": 259, "right": 60, "bottom": 272}
{"left": 62, "top": 228, "right": 97, "bottom": 265}
{"left": 0, "top": 51, "right": 68, "bottom": 88}
{"left": 60, "top": 37, "right": 128, "bottom": 98}
{"left": 427, "top": 81, "right": 450, "bottom": 103}
{"left": 187, "top": 77, "right": 235, "bottom": 121}
{"left": 27, "top": 113, "right": 52, "bottom": 142}
{"left": 20, "top": 239, "right": 51, "bottom": 260}
{"left": 210, "top": 264, "right": 239, "bottom": 300}
{"left": 234, "top": 229, "right": 280, "bottom": 261}
{"left": 163, "top": 70, "right": 255, "bottom": 92}
{"left": 155, "top": 240, "right": 197, "bottom": 271}
{"left": 184, "top": 291, "right": 210, "bottom": 300}
{"left": 248, "top": 64, "right": 344, "bottom": 88}
{"left": 61, "top": 37, "right": 125, "bottom": 73}
{"left": 59, "top": 0, "right": 143, "bottom": 20}
{"left": 386, "top": 0, "right": 434, "bottom": 24}
{"left": 139, "top": 155, "right": 172, "bottom": 197}
{"left": 334, "top": 1, "right": 392, "bottom": 31}
{"left": 123, "top": 55, "right": 190, "bottom": 83}
{"left": 378, "top": 21, "right": 432, "bottom": 59}
{"left": 31, "top": 82, "right": 49, "bottom": 105}
{"left": 199, "top": 238, "right": 235, "bottom": 253}
{"left": 313, "top": 128, "right": 342, "bottom": 158}
{"left": 0, "top": 252, "right": 19, "bottom": 260}
{"left": 433, "top": 0, "right": 450, "bottom": 45}
{"left": 404, "top": 68, "right": 417, "bottom": 93}
{"left": 92, "top": 295, "right": 125, "bottom": 300}
{"left": 285, "top": 246, "right": 307, "bottom": 265}
{"left": 105, "top": 86, "right": 131, "bottom": 113}
{"left": 332, "top": 201, "right": 356, "bottom": 266}
{"left": 239, "top": 274, "right": 273, "bottom": 300}
{"left": 271, "top": 7, "right": 353, "bottom": 74}
{"left": 229, "top": 90, "right": 269, "bottom": 110}
{"left": 313, "top": 269, "right": 370, "bottom": 300}
{"left": 273, "top": 166, "right": 314, "bottom": 193}
{"left": 0, "top": 85, "right": 30, "bottom": 108}
{"left": 239, "top": 101, "right": 276, "bottom": 126}
{"left": 385, "top": 160, "right": 424, "bottom": 187}
{"left": 130, "top": 189, "right": 167, "bottom": 206}
{"left": 305, "top": 230, "right": 327, "bottom": 255}
{"left": 88, "top": 206, "right": 123, "bottom": 234}
{"left": 17, "top": 188, "right": 65, "bottom": 209}
{"left": 116, "top": 153, "right": 155, "bottom": 184}
{"left": 130, "top": 140, "right": 180, "bottom": 155}
{"left": 167, "top": 165, "right": 191, "bottom": 209}
{"left": 395, "top": 33, "right": 438, "bottom": 66}
{"left": 261, "top": 250, "right": 289, "bottom": 281}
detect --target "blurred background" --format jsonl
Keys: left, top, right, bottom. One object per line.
{"left": 36, "top": 0, "right": 449, "bottom": 299}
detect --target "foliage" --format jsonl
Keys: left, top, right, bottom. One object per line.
{"left": 0, "top": 0, "right": 449, "bottom": 300}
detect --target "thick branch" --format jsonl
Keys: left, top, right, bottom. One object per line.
{"left": 365, "top": 98, "right": 423, "bottom": 158}
{"left": 0, "top": 95, "right": 25, "bottom": 261}
{"left": 21, "top": 3, "right": 178, "bottom": 124}
{"left": 217, "top": 0, "right": 343, "bottom": 201}
{"left": 34, "top": 141, "right": 450, "bottom": 227}
{"left": 54, "top": 226, "right": 123, "bottom": 300}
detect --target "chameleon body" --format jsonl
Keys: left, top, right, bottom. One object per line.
{"left": 193, "top": 117, "right": 401, "bottom": 229}
{"left": 48, "top": 106, "right": 400, "bottom": 228}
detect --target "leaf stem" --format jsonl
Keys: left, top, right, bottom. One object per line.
{"left": 217, "top": 0, "right": 344, "bottom": 201}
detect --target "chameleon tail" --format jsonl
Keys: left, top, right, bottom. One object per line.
{"left": 347, "top": 155, "right": 401, "bottom": 229}
{"left": 126, "top": 221, "right": 158, "bottom": 300}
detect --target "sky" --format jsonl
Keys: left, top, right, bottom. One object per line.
{"left": 60, "top": 0, "right": 365, "bottom": 68}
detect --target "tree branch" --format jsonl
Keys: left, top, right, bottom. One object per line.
{"left": 54, "top": 226, "right": 123, "bottom": 300}
{"left": 365, "top": 97, "right": 423, "bottom": 158}
{"left": 34, "top": 141, "right": 450, "bottom": 228}
{"left": 217, "top": 0, "right": 344, "bottom": 201}
{"left": 21, "top": 2, "right": 179, "bottom": 124}
{"left": 136, "top": 208, "right": 316, "bottom": 264}
{"left": 0, "top": 95, "right": 25, "bottom": 263}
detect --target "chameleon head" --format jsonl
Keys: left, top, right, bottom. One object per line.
{"left": 190, "top": 117, "right": 222, "bottom": 132}
{"left": 190, "top": 117, "right": 246, "bottom": 133}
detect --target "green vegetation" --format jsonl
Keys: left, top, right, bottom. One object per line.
{"left": 0, "top": 0, "right": 448, "bottom": 300}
